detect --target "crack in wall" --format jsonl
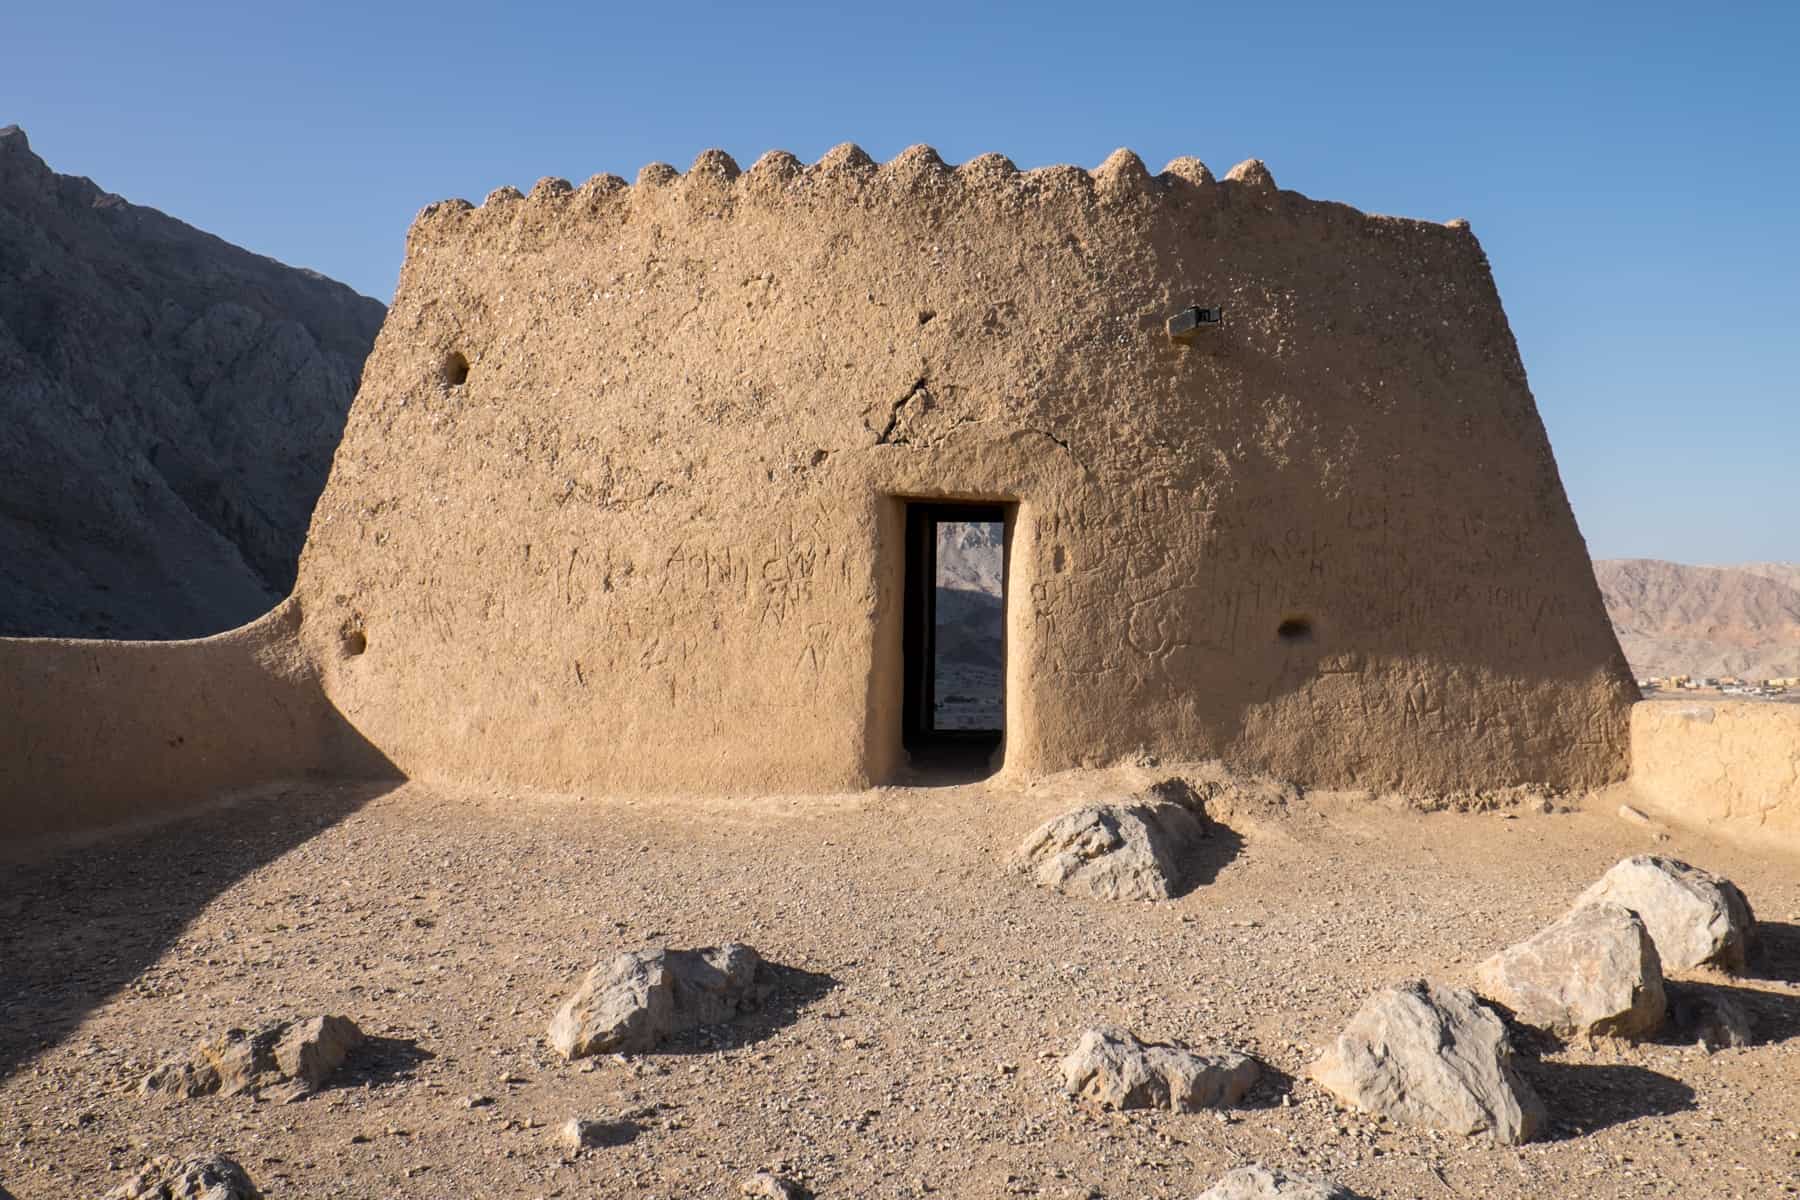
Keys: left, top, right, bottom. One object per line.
{"left": 875, "top": 377, "right": 930, "bottom": 446}
{"left": 1027, "top": 427, "right": 1092, "bottom": 477}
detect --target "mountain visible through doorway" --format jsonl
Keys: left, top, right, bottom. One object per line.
{"left": 901, "top": 502, "right": 1007, "bottom": 778}
{"left": 934, "top": 521, "right": 1004, "bottom": 731}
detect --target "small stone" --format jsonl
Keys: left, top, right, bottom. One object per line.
{"left": 1196, "top": 1163, "right": 1364, "bottom": 1199}
{"left": 1617, "top": 804, "right": 1654, "bottom": 827}
{"left": 1060, "top": 1026, "right": 1260, "bottom": 1112}
{"left": 741, "top": 1170, "right": 809, "bottom": 1198}
{"left": 104, "top": 1153, "right": 261, "bottom": 1199}
{"left": 557, "top": 1117, "right": 634, "bottom": 1153}
{"left": 464, "top": 1094, "right": 494, "bottom": 1108}
{"left": 140, "top": 1015, "right": 362, "bottom": 1102}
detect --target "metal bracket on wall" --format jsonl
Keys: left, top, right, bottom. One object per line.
{"left": 1166, "top": 305, "right": 1223, "bottom": 344}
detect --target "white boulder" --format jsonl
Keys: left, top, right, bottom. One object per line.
{"left": 1309, "top": 980, "right": 1545, "bottom": 1144}
{"left": 1196, "top": 1164, "right": 1363, "bottom": 1199}
{"left": 1477, "top": 901, "right": 1666, "bottom": 1038}
{"left": 549, "top": 943, "right": 773, "bottom": 1059}
{"left": 1574, "top": 856, "right": 1756, "bottom": 974}
{"left": 1015, "top": 783, "right": 1212, "bottom": 901}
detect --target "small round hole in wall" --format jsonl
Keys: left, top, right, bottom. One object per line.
{"left": 340, "top": 627, "right": 367, "bottom": 658}
{"left": 1277, "top": 616, "right": 1314, "bottom": 644}
{"left": 442, "top": 351, "right": 470, "bottom": 386}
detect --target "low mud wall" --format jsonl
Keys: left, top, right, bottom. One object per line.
{"left": 0, "top": 599, "right": 392, "bottom": 843}
{"left": 1629, "top": 701, "right": 1800, "bottom": 853}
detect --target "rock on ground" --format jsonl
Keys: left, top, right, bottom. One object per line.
{"left": 549, "top": 944, "right": 774, "bottom": 1059}
{"left": 273, "top": 1016, "right": 364, "bottom": 1092}
{"left": 104, "top": 1154, "right": 261, "bottom": 1199}
{"left": 1309, "top": 980, "right": 1545, "bottom": 1144}
{"left": 1196, "top": 1164, "right": 1363, "bottom": 1199}
{"left": 741, "top": 1170, "right": 809, "bottom": 1198}
{"left": 1477, "top": 901, "right": 1667, "bottom": 1038}
{"left": 140, "top": 1016, "right": 362, "bottom": 1101}
{"left": 1574, "top": 856, "right": 1757, "bottom": 974}
{"left": 557, "top": 1116, "right": 636, "bottom": 1152}
{"left": 1014, "top": 780, "right": 1213, "bottom": 901}
{"left": 1061, "top": 1026, "right": 1260, "bottom": 1112}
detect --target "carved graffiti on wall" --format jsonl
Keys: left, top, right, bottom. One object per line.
{"left": 1032, "top": 480, "right": 1592, "bottom": 693}
{"left": 391, "top": 517, "right": 859, "bottom": 710}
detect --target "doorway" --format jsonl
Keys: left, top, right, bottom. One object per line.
{"left": 902, "top": 502, "right": 1009, "bottom": 776}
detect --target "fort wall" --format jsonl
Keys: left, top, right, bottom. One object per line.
{"left": 1628, "top": 701, "right": 1800, "bottom": 853}
{"left": 0, "top": 599, "right": 390, "bottom": 842}
{"left": 292, "top": 145, "right": 1636, "bottom": 795}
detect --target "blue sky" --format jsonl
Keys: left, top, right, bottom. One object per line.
{"left": 7, "top": 1, "right": 1796, "bottom": 563}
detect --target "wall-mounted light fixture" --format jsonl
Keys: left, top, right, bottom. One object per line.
{"left": 1166, "top": 305, "right": 1223, "bottom": 344}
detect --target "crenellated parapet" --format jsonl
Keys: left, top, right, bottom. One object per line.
{"left": 409, "top": 144, "right": 1468, "bottom": 245}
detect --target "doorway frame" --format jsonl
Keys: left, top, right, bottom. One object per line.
{"left": 902, "top": 502, "right": 1009, "bottom": 749}
{"left": 876, "top": 497, "right": 1017, "bottom": 780}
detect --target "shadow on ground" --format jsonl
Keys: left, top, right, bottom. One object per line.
{"left": 898, "top": 741, "right": 1005, "bottom": 789}
{"left": 663, "top": 964, "right": 840, "bottom": 1055}
{"left": 1663, "top": 977, "right": 1800, "bottom": 1049}
{"left": 1753, "top": 920, "right": 1800, "bottom": 985}
{"left": 0, "top": 778, "right": 398, "bottom": 1083}
{"left": 1175, "top": 820, "right": 1246, "bottom": 896}
{"left": 1520, "top": 1059, "right": 1697, "bottom": 1140}
{"left": 336, "top": 1035, "right": 435, "bottom": 1091}
{"left": 1240, "top": 1059, "right": 1297, "bottom": 1111}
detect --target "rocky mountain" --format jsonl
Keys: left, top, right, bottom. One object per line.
{"left": 936, "top": 520, "right": 1004, "bottom": 596}
{"left": 934, "top": 521, "right": 1004, "bottom": 728}
{"left": 1736, "top": 562, "right": 1800, "bottom": 594}
{"left": 0, "top": 125, "right": 385, "bottom": 639}
{"left": 1593, "top": 558, "right": 1800, "bottom": 680}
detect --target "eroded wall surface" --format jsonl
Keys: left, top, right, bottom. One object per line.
{"left": 1629, "top": 702, "right": 1800, "bottom": 852}
{"left": 294, "top": 145, "right": 1635, "bottom": 795}
{"left": 0, "top": 600, "right": 390, "bottom": 841}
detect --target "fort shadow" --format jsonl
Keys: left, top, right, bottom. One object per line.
{"left": 0, "top": 772, "right": 400, "bottom": 1084}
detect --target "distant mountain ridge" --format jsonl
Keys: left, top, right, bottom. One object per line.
{"left": 0, "top": 124, "right": 385, "bottom": 638}
{"left": 1734, "top": 562, "right": 1800, "bottom": 593}
{"left": 1593, "top": 558, "right": 1800, "bottom": 680}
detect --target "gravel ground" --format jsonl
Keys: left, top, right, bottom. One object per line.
{"left": 3, "top": 769, "right": 1797, "bottom": 1199}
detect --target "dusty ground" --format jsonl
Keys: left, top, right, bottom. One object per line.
{"left": 3, "top": 770, "right": 1797, "bottom": 1199}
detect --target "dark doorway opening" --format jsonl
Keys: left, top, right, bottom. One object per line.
{"left": 902, "top": 502, "right": 1008, "bottom": 777}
